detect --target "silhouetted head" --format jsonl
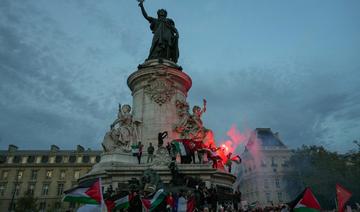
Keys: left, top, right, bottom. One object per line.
{"left": 157, "top": 9, "right": 167, "bottom": 18}
{"left": 121, "top": 104, "right": 131, "bottom": 113}
{"left": 193, "top": 106, "right": 201, "bottom": 116}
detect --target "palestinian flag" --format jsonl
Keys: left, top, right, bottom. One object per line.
{"left": 172, "top": 139, "right": 196, "bottom": 156}
{"left": 291, "top": 188, "right": 321, "bottom": 212}
{"left": 63, "top": 179, "right": 102, "bottom": 205}
{"left": 114, "top": 195, "right": 130, "bottom": 210}
{"left": 141, "top": 189, "right": 167, "bottom": 211}
{"left": 336, "top": 184, "right": 352, "bottom": 212}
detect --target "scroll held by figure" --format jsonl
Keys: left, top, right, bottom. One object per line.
{"left": 102, "top": 104, "right": 141, "bottom": 153}
{"left": 138, "top": 1, "right": 179, "bottom": 63}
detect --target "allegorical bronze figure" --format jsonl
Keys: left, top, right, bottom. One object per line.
{"left": 138, "top": 0, "right": 179, "bottom": 63}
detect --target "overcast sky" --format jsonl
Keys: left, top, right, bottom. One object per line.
{"left": 1, "top": 0, "right": 359, "bottom": 152}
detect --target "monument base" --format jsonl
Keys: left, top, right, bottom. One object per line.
{"left": 81, "top": 159, "right": 236, "bottom": 190}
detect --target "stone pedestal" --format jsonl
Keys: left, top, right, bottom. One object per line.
{"left": 84, "top": 163, "right": 236, "bottom": 190}
{"left": 81, "top": 59, "right": 236, "bottom": 193}
{"left": 127, "top": 59, "right": 192, "bottom": 148}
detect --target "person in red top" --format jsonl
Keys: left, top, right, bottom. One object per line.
{"left": 166, "top": 192, "right": 174, "bottom": 212}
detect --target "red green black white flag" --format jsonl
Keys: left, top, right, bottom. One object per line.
{"left": 293, "top": 187, "right": 321, "bottom": 212}
{"left": 141, "top": 188, "right": 167, "bottom": 211}
{"left": 336, "top": 183, "right": 352, "bottom": 212}
{"left": 63, "top": 178, "right": 102, "bottom": 205}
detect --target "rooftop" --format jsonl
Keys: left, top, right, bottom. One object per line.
{"left": 246, "top": 128, "right": 287, "bottom": 150}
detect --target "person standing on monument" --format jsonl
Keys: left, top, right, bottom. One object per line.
{"left": 138, "top": 1, "right": 179, "bottom": 63}
{"left": 147, "top": 142, "right": 155, "bottom": 163}
{"left": 158, "top": 131, "right": 168, "bottom": 147}
{"left": 225, "top": 153, "right": 233, "bottom": 173}
{"left": 137, "top": 141, "right": 144, "bottom": 164}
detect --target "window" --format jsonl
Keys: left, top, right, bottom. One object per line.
{"left": 0, "top": 183, "right": 6, "bottom": 196}
{"left": 1, "top": 171, "right": 8, "bottom": 180}
{"left": 278, "top": 192, "right": 283, "bottom": 201}
{"left": 0, "top": 155, "right": 6, "bottom": 164}
{"left": 13, "top": 183, "right": 20, "bottom": 196}
{"left": 55, "top": 155, "right": 63, "bottom": 163}
{"left": 13, "top": 155, "right": 21, "bottom": 163}
{"left": 41, "top": 156, "right": 49, "bottom": 163}
{"left": 271, "top": 157, "right": 277, "bottom": 167}
{"left": 60, "top": 170, "right": 66, "bottom": 180}
{"left": 82, "top": 155, "right": 90, "bottom": 163}
{"left": 95, "top": 155, "right": 101, "bottom": 163}
{"left": 45, "top": 170, "right": 53, "bottom": 179}
{"left": 275, "top": 178, "right": 280, "bottom": 188}
{"left": 17, "top": 170, "right": 23, "bottom": 181}
{"left": 28, "top": 183, "right": 35, "bottom": 195}
{"left": 41, "top": 184, "right": 49, "bottom": 196}
{"left": 21, "top": 156, "right": 27, "bottom": 163}
{"left": 74, "top": 170, "right": 80, "bottom": 180}
{"left": 57, "top": 183, "right": 64, "bottom": 196}
{"left": 69, "top": 155, "right": 76, "bottom": 163}
{"left": 27, "top": 156, "right": 35, "bottom": 163}
{"left": 31, "top": 170, "right": 38, "bottom": 180}
{"left": 36, "top": 156, "right": 41, "bottom": 163}
{"left": 261, "top": 159, "right": 266, "bottom": 167}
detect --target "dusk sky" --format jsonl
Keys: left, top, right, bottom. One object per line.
{"left": 1, "top": 0, "right": 359, "bottom": 152}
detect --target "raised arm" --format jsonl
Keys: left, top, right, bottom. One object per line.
{"left": 202, "top": 99, "right": 207, "bottom": 113}
{"left": 139, "top": 2, "right": 152, "bottom": 22}
{"left": 161, "top": 131, "right": 168, "bottom": 139}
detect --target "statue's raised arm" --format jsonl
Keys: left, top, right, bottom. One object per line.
{"left": 202, "top": 99, "right": 207, "bottom": 114}
{"left": 138, "top": 1, "right": 153, "bottom": 22}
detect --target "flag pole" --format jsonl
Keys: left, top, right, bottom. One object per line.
{"left": 335, "top": 197, "right": 338, "bottom": 212}
{"left": 99, "top": 178, "right": 107, "bottom": 212}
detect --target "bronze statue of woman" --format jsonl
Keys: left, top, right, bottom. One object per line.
{"left": 138, "top": 1, "right": 179, "bottom": 63}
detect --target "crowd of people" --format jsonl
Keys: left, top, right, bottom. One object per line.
{"left": 164, "top": 185, "right": 221, "bottom": 212}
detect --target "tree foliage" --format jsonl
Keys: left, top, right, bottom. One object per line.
{"left": 15, "top": 192, "right": 39, "bottom": 212}
{"left": 284, "top": 145, "right": 360, "bottom": 209}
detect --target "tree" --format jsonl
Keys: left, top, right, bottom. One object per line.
{"left": 15, "top": 192, "right": 38, "bottom": 212}
{"left": 284, "top": 145, "right": 360, "bottom": 209}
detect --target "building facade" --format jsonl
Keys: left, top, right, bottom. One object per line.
{"left": 0, "top": 144, "right": 101, "bottom": 211}
{"left": 238, "top": 128, "right": 293, "bottom": 207}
